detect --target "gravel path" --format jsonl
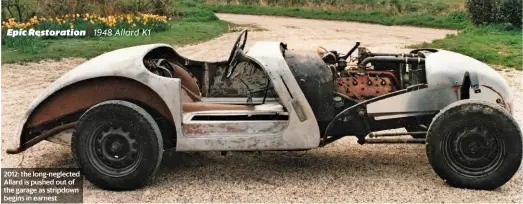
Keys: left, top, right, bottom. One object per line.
{"left": 2, "top": 13, "right": 522, "bottom": 202}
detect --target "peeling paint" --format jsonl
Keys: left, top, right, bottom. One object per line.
{"left": 183, "top": 121, "right": 288, "bottom": 137}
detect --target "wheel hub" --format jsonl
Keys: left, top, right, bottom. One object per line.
{"left": 458, "top": 132, "right": 488, "bottom": 158}
{"left": 95, "top": 127, "right": 138, "bottom": 169}
{"left": 445, "top": 123, "right": 504, "bottom": 176}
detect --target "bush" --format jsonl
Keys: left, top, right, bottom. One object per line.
{"left": 206, "top": 0, "right": 465, "bottom": 15}
{"left": 176, "top": 0, "right": 219, "bottom": 22}
{"left": 499, "top": 0, "right": 523, "bottom": 28}
{"left": 467, "top": 0, "right": 522, "bottom": 28}
{"left": 121, "top": 0, "right": 179, "bottom": 17}
{"left": 1, "top": 0, "right": 38, "bottom": 21}
{"left": 1, "top": 0, "right": 179, "bottom": 21}
{"left": 466, "top": 0, "right": 493, "bottom": 25}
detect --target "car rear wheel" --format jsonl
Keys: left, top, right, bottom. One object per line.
{"left": 426, "top": 100, "right": 522, "bottom": 190}
{"left": 72, "top": 100, "right": 163, "bottom": 190}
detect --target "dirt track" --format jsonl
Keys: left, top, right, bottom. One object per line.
{"left": 2, "top": 13, "right": 522, "bottom": 202}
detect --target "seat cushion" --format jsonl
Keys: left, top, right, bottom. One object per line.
{"left": 174, "top": 62, "right": 255, "bottom": 113}
{"left": 171, "top": 62, "right": 201, "bottom": 97}
{"left": 181, "top": 88, "right": 251, "bottom": 112}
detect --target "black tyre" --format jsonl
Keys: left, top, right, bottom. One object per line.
{"left": 426, "top": 100, "right": 522, "bottom": 190}
{"left": 72, "top": 100, "right": 163, "bottom": 190}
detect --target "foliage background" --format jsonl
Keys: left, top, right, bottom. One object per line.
{"left": 1, "top": 0, "right": 521, "bottom": 69}
{"left": 1, "top": 0, "right": 229, "bottom": 63}
{"left": 1, "top": 0, "right": 179, "bottom": 21}
{"left": 206, "top": 0, "right": 467, "bottom": 15}
{"left": 467, "top": 0, "right": 522, "bottom": 28}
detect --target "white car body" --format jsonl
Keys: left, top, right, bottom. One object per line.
{"left": 9, "top": 41, "right": 512, "bottom": 153}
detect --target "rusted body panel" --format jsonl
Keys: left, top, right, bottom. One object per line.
{"left": 27, "top": 77, "right": 173, "bottom": 127}
{"left": 183, "top": 121, "right": 288, "bottom": 137}
{"left": 9, "top": 44, "right": 184, "bottom": 153}
{"left": 6, "top": 122, "right": 76, "bottom": 154}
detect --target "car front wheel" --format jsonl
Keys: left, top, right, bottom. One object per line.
{"left": 426, "top": 100, "right": 522, "bottom": 190}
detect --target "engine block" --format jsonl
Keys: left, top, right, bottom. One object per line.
{"left": 337, "top": 71, "right": 398, "bottom": 99}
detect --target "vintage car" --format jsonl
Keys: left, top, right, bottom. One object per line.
{"left": 7, "top": 30, "right": 522, "bottom": 190}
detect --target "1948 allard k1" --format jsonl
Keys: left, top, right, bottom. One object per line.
{"left": 7, "top": 30, "right": 522, "bottom": 190}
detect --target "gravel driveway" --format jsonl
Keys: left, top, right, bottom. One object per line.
{"left": 2, "top": 13, "right": 522, "bottom": 202}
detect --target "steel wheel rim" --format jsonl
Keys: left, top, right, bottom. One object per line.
{"left": 442, "top": 118, "right": 505, "bottom": 177}
{"left": 87, "top": 121, "right": 143, "bottom": 177}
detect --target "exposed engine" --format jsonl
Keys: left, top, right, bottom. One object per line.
{"left": 337, "top": 70, "right": 398, "bottom": 100}
{"left": 319, "top": 43, "right": 431, "bottom": 101}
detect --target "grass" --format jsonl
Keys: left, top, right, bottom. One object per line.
{"left": 1, "top": 20, "right": 229, "bottom": 63}
{"left": 410, "top": 26, "right": 522, "bottom": 70}
{"left": 205, "top": 4, "right": 471, "bottom": 29}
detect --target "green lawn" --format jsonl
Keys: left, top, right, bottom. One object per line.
{"left": 410, "top": 26, "right": 522, "bottom": 69}
{"left": 1, "top": 20, "right": 229, "bottom": 64}
{"left": 205, "top": 4, "right": 470, "bottom": 29}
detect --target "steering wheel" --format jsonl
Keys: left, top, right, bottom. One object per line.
{"left": 224, "top": 29, "right": 248, "bottom": 78}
